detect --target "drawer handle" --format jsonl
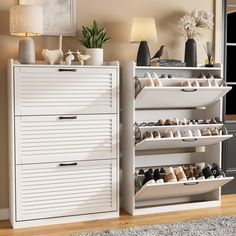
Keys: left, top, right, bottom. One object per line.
{"left": 184, "top": 182, "right": 199, "bottom": 186}
{"left": 181, "top": 89, "right": 197, "bottom": 92}
{"left": 59, "top": 116, "right": 77, "bottom": 120}
{"left": 182, "top": 138, "right": 198, "bottom": 142}
{"left": 59, "top": 162, "right": 77, "bottom": 166}
{"left": 58, "top": 68, "right": 77, "bottom": 72}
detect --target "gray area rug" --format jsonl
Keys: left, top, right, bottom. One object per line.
{"left": 74, "top": 215, "right": 236, "bottom": 236}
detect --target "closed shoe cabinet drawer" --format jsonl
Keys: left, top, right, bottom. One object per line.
{"left": 15, "top": 114, "right": 118, "bottom": 164}
{"left": 15, "top": 159, "right": 118, "bottom": 221}
{"left": 14, "top": 67, "right": 118, "bottom": 115}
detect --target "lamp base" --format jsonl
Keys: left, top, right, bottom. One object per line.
{"left": 136, "top": 41, "right": 151, "bottom": 66}
{"left": 18, "top": 37, "right": 36, "bottom": 64}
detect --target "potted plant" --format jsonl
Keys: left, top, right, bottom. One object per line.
{"left": 80, "top": 20, "right": 111, "bottom": 65}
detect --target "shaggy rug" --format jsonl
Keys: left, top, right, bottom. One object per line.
{"left": 73, "top": 215, "right": 236, "bottom": 236}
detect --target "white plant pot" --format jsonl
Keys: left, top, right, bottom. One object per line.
{"left": 85, "top": 48, "right": 103, "bottom": 65}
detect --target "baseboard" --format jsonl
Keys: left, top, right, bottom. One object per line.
{"left": 0, "top": 208, "right": 9, "bottom": 220}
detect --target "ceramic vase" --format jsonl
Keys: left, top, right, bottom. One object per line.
{"left": 85, "top": 48, "right": 103, "bottom": 65}
{"left": 184, "top": 38, "right": 197, "bottom": 67}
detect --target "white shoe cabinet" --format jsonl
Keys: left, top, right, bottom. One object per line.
{"left": 8, "top": 59, "right": 119, "bottom": 228}
{"left": 122, "top": 61, "right": 233, "bottom": 216}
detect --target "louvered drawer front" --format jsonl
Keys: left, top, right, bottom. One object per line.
{"left": 16, "top": 160, "right": 117, "bottom": 221}
{"left": 15, "top": 115, "right": 117, "bottom": 164}
{"left": 14, "top": 67, "right": 118, "bottom": 115}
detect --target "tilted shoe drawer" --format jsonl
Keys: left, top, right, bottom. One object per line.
{"left": 15, "top": 114, "right": 118, "bottom": 164}
{"left": 14, "top": 66, "right": 118, "bottom": 115}
{"left": 15, "top": 159, "right": 118, "bottom": 221}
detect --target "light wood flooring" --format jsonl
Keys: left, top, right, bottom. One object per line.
{"left": 1, "top": 194, "right": 236, "bottom": 236}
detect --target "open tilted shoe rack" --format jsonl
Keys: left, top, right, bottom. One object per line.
{"left": 121, "top": 61, "right": 234, "bottom": 216}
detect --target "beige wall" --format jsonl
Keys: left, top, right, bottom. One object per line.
{"left": 0, "top": 0, "right": 215, "bottom": 209}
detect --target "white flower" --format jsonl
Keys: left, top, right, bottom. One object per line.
{"left": 178, "top": 9, "right": 214, "bottom": 39}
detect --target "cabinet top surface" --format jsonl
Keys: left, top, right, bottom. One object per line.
{"left": 9, "top": 59, "right": 119, "bottom": 68}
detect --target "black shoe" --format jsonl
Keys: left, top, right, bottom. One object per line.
{"left": 142, "top": 171, "right": 155, "bottom": 186}
{"left": 138, "top": 169, "right": 145, "bottom": 175}
{"left": 211, "top": 163, "right": 225, "bottom": 178}
{"left": 202, "top": 165, "right": 214, "bottom": 179}
{"left": 154, "top": 169, "right": 164, "bottom": 183}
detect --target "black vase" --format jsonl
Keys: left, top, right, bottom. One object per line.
{"left": 184, "top": 38, "right": 197, "bottom": 67}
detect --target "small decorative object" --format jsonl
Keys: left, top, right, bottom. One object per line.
{"left": 79, "top": 20, "right": 111, "bottom": 65}
{"left": 9, "top": 4, "right": 43, "bottom": 64}
{"left": 42, "top": 35, "right": 63, "bottom": 65}
{"left": 75, "top": 50, "right": 91, "bottom": 65}
{"left": 151, "top": 45, "right": 165, "bottom": 62}
{"left": 65, "top": 50, "right": 75, "bottom": 65}
{"left": 130, "top": 17, "right": 158, "bottom": 66}
{"left": 178, "top": 9, "right": 214, "bottom": 67}
{"left": 204, "top": 42, "right": 214, "bottom": 67}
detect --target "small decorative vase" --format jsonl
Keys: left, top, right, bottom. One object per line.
{"left": 85, "top": 48, "right": 103, "bottom": 65}
{"left": 184, "top": 38, "right": 197, "bottom": 67}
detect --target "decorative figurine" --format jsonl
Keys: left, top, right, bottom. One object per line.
{"left": 65, "top": 50, "right": 75, "bottom": 65}
{"left": 151, "top": 45, "right": 165, "bottom": 61}
{"left": 42, "top": 35, "right": 63, "bottom": 65}
{"left": 75, "top": 50, "right": 91, "bottom": 65}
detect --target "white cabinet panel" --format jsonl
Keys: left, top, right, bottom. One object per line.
{"left": 16, "top": 159, "right": 117, "bottom": 221}
{"left": 15, "top": 115, "right": 117, "bottom": 164}
{"left": 14, "top": 67, "right": 118, "bottom": 115}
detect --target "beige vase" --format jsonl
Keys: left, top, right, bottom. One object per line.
{"left": 85, "top": 48, "right": 103, "bottom": 65}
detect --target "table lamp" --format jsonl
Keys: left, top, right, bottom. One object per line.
{"left": 130, "top": 17, "right": 157, "bottom": 66}
{"left": 10, "top": 5, "right": 43, "bottom": 64}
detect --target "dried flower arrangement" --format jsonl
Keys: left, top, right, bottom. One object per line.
{"left": 178, "top": 9, "right": 214, "bottom": 39}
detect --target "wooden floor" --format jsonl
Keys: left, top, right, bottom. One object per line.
{"left": 1, "top": 194, "right": 236, "bottom": 236}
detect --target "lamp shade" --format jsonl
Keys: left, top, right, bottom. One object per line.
{"left": 130, "top": 17, "right": 157, "bottom": 43}
{"left": 10, "top": 5, "right": 43, "bottom": 37}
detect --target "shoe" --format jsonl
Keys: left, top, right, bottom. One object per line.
{"left": 191, "top": 80, "right": 200, "bottom": 87}
{"left": 154, "top": 78, "right": 163, "bottom": 87}
{"left": 183, "top": 166, "right": 196, "bottom": 181}
{"left": 181, "top": 80, "right": 191, "bottom": 87}
{"left": 201, "top": 118, "right": 209, "bottom": 124}
{"left": 211, "top": 127, "right": 219, "bottom": 136}
{"left": 154, "top": 169, "right": 164, "bottom": 183}
{"left": 151, "top": 72, "right": 158, "bottom": 78}
{"left": 199, "top": 72, "right": 206, "bottom": 79}
{"left": 135, "top": 77, "right": 142, "bottom": 98}
{"left": 173, "top": 130, "right": 181, "bottom": 138}
{"left": 180, "top": 118, "right": 187, "bottom": 125}
{"left": 175, "top": 166, "right": 187, "bottom": 181}
{"left": 164, "top": 167, "right": 177, "bottom": 182}
{"left": 192, "top": 129, "right": 201, "bottom": 137}
{"left": 148, "top": 168, "right": 154, "bottom": 175}
{"left": 157, "top": 119, "right": 165, "bottom": 126}
{"left": 215, "top": 117, "right": 223, "bottom": 124}
{"left": 153, "top": 131, "right": 161, "bottom": 139}
{"left": 143, "top": 131, "right": 153, "bottom": 139}
{"left": 209, "top": 118, "right": 217, "bottom": 124}
{"left": 135, "top": 174, "right": 142, "bottom": 193}
{"left": 201, "top": 128, "right": 211, "bottom": 136}
{"left": 172, "top": 118, "right": 179, "bottom": 125}
{"left": 196, "top": 162, "right": 206, "bottom": 170}
{"left": 160, "top": 74, "right": 166, "bottom": 78}
{"left": 144, "top": 72, "right": 152, "bottom": 78}
{"left": 181, "top": 130, "right": 193, "bottom": 137}
{"left": 202, "top": 165, "right": 215, "bottom": 179}
{"left": 206, "top": 73, "right": 214, "bottom": 79}
{"left": 168, "top": 74, "right": 173, "bottom": 78}
{"left": 138, "top": 169, "right": 145, "bottom": 175}
{"left": 142, "top": 171, "right": 155, "bottom": 186}
{"left": 135, "top": 123, "right": 142, "bottom": 144}
{"left": 211, "top": 79, "right": 219, "bottom": 87}
{"left": 211, "top": 163, "right": 225, "bottom": 178}
{"left": 193, "top": 166, "right": 205, "bottom": 180}
{"left": 144, "top": 79, "right": 155, "bottom": 87}
{"left": 165, "top": 119, "right": 172, "bottom": 126}
{"left": 190, "top": 119, "right": 198, "bottom": 125}
{"left": 201, "top": 79, "right": 212, "bottom": 87}
{"left": 214, "top": 74, "right": 221, "bottom": 79}
{"left": 163, "top": 130, "right": 174, "bottom": 138}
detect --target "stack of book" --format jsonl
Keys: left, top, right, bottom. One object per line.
{"left": 159, "top": 59, "right": 186, "bottom": 67}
